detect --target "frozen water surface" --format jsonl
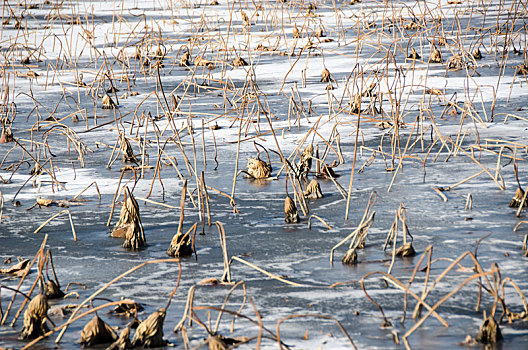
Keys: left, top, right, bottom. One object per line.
{"left": 1, "top": 0, "right": 528, "bottom": 349}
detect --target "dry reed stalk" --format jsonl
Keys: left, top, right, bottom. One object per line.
{"left": 34, "top": 209, "right": 77, "bottom": 241}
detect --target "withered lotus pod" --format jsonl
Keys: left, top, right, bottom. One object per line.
{"left": 321, "top": 68, "right": 331, "bottom": 83}
{"left": 241, "top": 10, "right": 250, "bottom": 26}
{"left": 408, "top": 48, "right": 420, "bottom": 59}
{"left": 233, "top": 57, "right": 248, "bottom": 67}
{"left": 429, "top": 47, "right": 442, "bottom": 63}
{"left": 112, "top": 187, "right": 146, "bottom": 250}
{"left": 326, "top": 82, "right": 334, "bottom": 90}
{"left": 315, "top": 27, "right": 325, "bottom": 38}
{"left": 131, "top": 309, "right": 166, "bottom": 348}
{"left": 284, "top": 195, "right": 299, "bottom": 223}
{"left": 20, "top": 294, "right": 49, "bottom": 340}
{"left": 350, "top": 94, "right": 361, "bottom": 114}
{"left": 473, "top": 48, "right": 482, "bottom": 60}
{"left": 210, "top": 0, "right": 219, "bottom": 5}
{"left": 0, "top": 125, "right": 13, "bottom": 143}
{"left": 79, "top": 315, "right": 118, "bottom": 347}
{"left": 342, "top": 248, "right": 357, "bottom": 265}
{"left": 167, "top": 229, "right": 193, "bottom": 257}
{"left": 44, "top": 280, "right": 65, "bottom": 299}
{"left": 207, "top": 334, "right": 248, "bottom": 350}
{"left": 509, "top": 187, "right": 527, "bottom": 208}
{"left": 476, "top": 316, "right": 502, "bottom": 344}
{"left": 447, "top": 54, "right": 464, "bottom": 71}
{"left": 395, "top": 242, "right": 416, "bottom": 257}
{"left": 120, "top": 136, "right": 137, "bottom": 163}
{"left": 293, "top": 25, "right": 300, "bottom": 38}
{"left": 304, "top": 179, "right": 323, "bottom": 199}
{"left": 102, "top": 94, "right": 116, "bottom": 109}
{"left": 320, "top": 164, "right": 338, "bottom": 178}
{"left": 246, "top": 158, "right": 271, "bottom": 179}
{"left": 113, "top": 299, "right": 143, "bottom": 317}
{"left": 106, "top": 327, "right": 131, "bottom": 350}
{"left": 297, "top": 144, "right": 314, "bottom": 178}
{"left": 179, "top": 51, "right": 190, "bottom": 67}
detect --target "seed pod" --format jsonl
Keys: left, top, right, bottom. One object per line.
{"left": 179, "top": 51, "right": 190, "bottom": 67}
{"left": 79, "top": 315, "right": 118, "bottom": 347}
{"left": 284, "top": 195, "right": 299, "bottom": 223}
{"left": 350, "top": 94, "right": 361, "bottom": 114}
{"left": 472, "top": 48, "right": 482, "bottom": 60}
{"left": 20, "top": 294, "right": 49, "bottom": 339}
{"left": 315, "top": 27, "right": 325, "bottom": 38}
{"left": 167, "top": 229, "right": 193, "bottom": 257}
{"left": 304, "top": 179, "right": 323, "bottom": 199}
{"left": 120, "top": 136, "right": 137, "bottom": 163}
{"left": 131, "top": 309, "right": 166, "bottom": 348}
{"left": 0, "top": 125, "right": 13, "bottom": 143}
{"left": 297, "top": 144, "right": 313, "bottom": 178}
{"left": 447, "top": 54, "right": 464, "bottom": 70}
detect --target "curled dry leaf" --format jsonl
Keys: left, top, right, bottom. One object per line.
{"left": 246, "top": 158, "right": 271, "bottom": 179}
{"left": 79, "top": 315, "right": 118, "bottom": 347}
{"left": 321, "top": 68, "right": 331, "bottom": 83}
{"left": 285, "top": 195, "right": 299, "bottom": 223}
{"left": 342, "top": 248, "right": 357, "bottom": 265}
{"left": 429, "top": 47, "right": 442, "bottom": 63}
{"left": 509, "top": 187, "right": 526, "bottom": 208}
{"left": 304, "top": 179, "right": 323, "bottom": 199}
{"left": 112, "top": 187, "right": 146, "bottom": 250}
{"left": 131, "top": 309, "right": 166, "bottom": 348}
{"left": 102, "top": 94, "right": 116, "bottom": 109}
{"left": 0, "top": 258, "right": 30, "bottom": 276}
{"left": 476, "top": 316, "right": 502, "bottom": 344}
{"left": 20, "top": 294, "right": 49, "bottom": 340}
{"left": 44, "top": 280, "right": 65, "bottom": 299}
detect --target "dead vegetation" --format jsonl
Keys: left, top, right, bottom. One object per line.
{"left": 1, "top": 0, "right": 528, "bottom": 349}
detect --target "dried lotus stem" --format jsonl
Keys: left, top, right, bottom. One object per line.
{"left": 168, "top": 181, "right": 194, "bottom": 257}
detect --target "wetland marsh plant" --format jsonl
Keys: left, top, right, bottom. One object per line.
{"left": 131, "top": 308, "right": 166, "bottom": 348}
{"left": 297, "top": 144, "right": 314, "bottom": 178}
{"left": 321, "top": 68, "right": 332, "bottom": 83}
{"left": 20, "top": 294, "right": 49, "bottom": 340}
{"left": 0, "top": 124, "right": 13, "bottom": 143}
{"left": 168, "top": 181, "right": 193, "bottom": 257}
{"left": 107, "top": 327, "right": 131, "bottom": 350}
{"left": 79, "top": 315, "right": 118, "bottom": 347}
{"left": 120, "top": 136, "right": 137, "bottom": 163}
